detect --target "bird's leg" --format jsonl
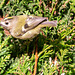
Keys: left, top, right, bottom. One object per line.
{"left": 33, "top": 37, "right": 39, "bottom": 75}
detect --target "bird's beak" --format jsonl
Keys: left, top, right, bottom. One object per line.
{"left": 0, "top": 21, "right": 3, "bottom": 26}
{"left": 0, "top": 21, "right": 7, "bottom": 29}
{"left": 0, "top": 21, "right": 4, "bottom": 27}
{"left": 0, "top": 23, "right": 2, "bottom": 26}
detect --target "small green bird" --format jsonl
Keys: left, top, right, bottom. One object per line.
{"left": 0, "top": 15, "right": 57, "bottom": 40}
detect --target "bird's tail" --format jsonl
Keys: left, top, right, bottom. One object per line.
{"left": 40, "top": 20, "right": 57, "bottom": 27}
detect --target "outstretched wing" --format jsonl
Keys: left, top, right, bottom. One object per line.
{"left": 22, "top": 15, "right": 57, "bottom": 33}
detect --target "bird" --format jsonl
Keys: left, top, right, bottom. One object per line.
{"left": 0, "top": 15, "right": 57, "bottom": 40}
{"left": 0, "top": 15, "right": 57, "bottom": 75}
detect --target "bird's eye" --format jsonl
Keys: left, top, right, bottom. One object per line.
{"left": 24, "top": 23, "right": 29, "bottom": 28}
{"left": 5, "top": 22, "right": 9, "bottom": 25}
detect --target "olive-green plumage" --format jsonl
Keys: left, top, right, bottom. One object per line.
{"left": 0, "top": 15, "right": 57, "bottom": 40}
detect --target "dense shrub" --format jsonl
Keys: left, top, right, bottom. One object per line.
{"left": 0, "top": 0, "right": 75, "bottom": 75}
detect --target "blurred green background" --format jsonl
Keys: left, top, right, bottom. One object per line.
{"left": 0, "top": 0, "right": 75, "bottom": 75}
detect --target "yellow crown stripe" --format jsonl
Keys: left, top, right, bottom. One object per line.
{"left": 4, "top": 17, "right": 13, "bottom": 21}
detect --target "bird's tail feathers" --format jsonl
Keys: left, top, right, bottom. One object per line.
{"left": 40, "top": 20, "right": 57, "bottom": 27}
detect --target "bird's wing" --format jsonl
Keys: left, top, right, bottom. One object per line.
{"left": 22, "top": 16, "right": 47, "bottom": 32}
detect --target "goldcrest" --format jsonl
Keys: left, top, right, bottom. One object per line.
{"left": 0, "top": 15, "right": 57, "bottom": 40}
